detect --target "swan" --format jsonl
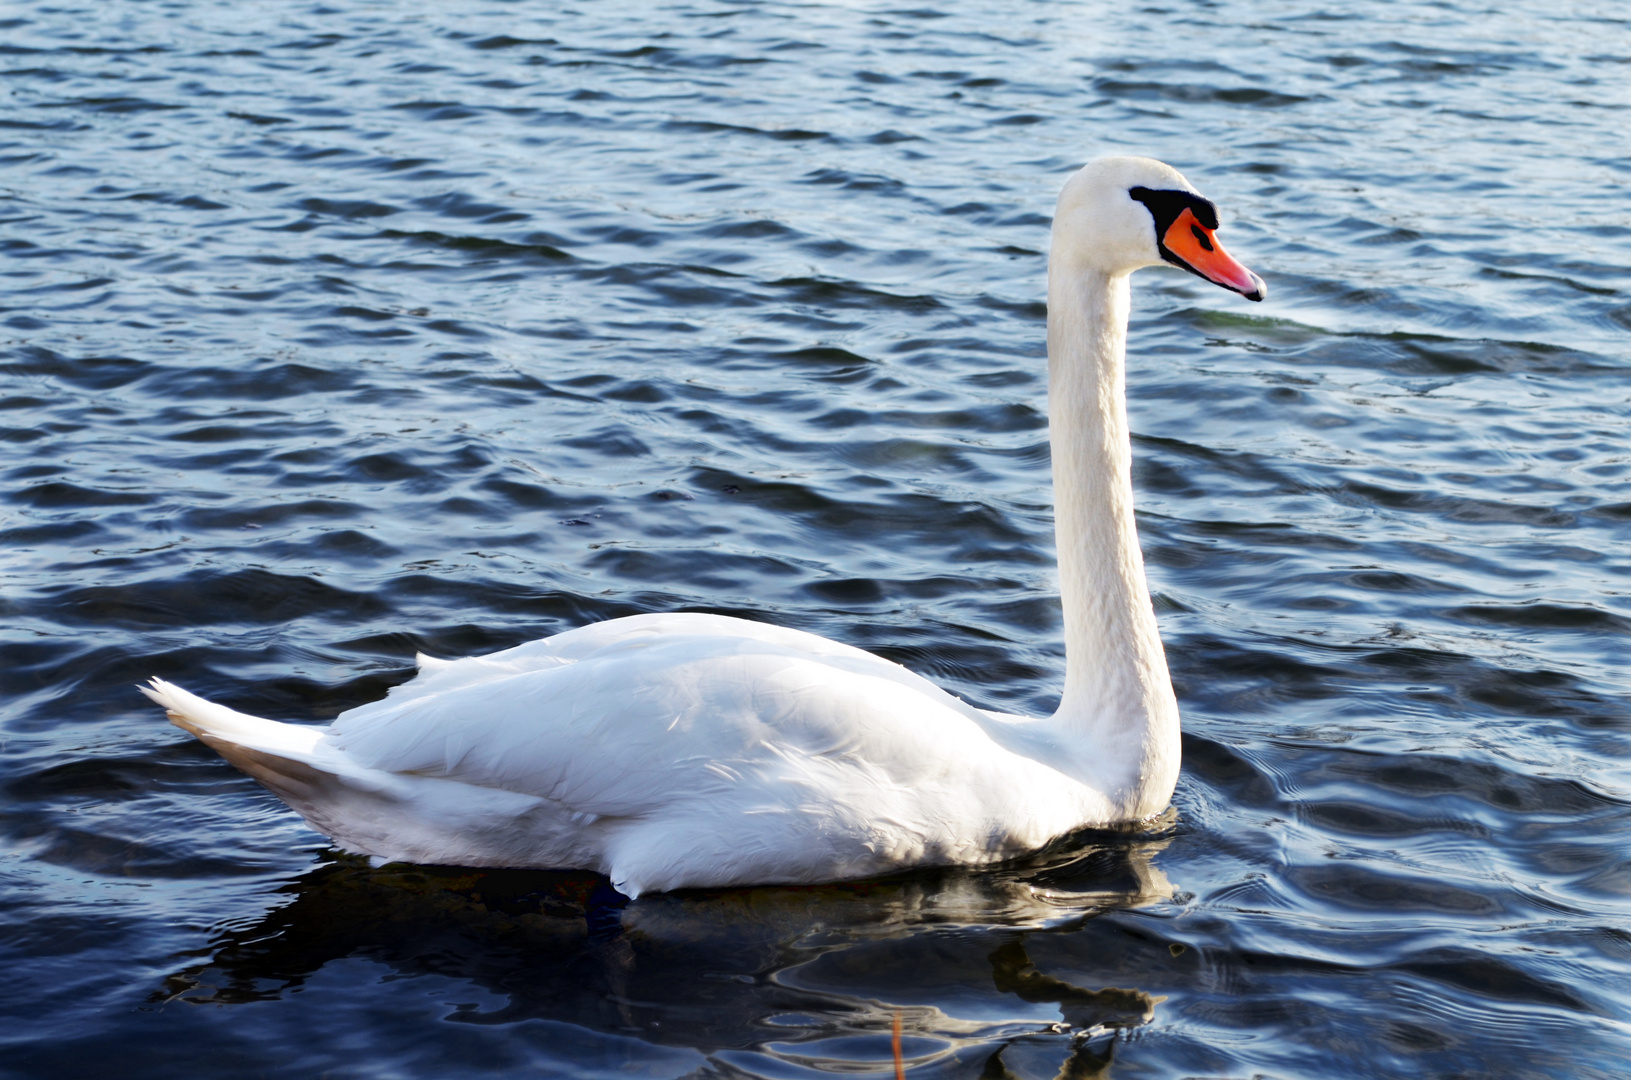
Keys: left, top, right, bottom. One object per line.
{"left": 143, "top": 157, "right": 1265, "bottom": 898}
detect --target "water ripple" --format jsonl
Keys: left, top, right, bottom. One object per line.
{"left": 3, "top": 0, "right": 1630, "bottom": 1077}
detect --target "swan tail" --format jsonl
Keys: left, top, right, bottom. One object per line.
{"left": 140, "top": 677, "right": 325, "bottom": 759}
{"left": 141, "top": 678, "right": 549, "bottom": 869}
{"left": 144, "top": 678, "right": 427, "bottom": 851}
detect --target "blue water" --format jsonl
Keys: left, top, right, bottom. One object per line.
{"left": 3, "top": 1, "right": 1630, "bottom": 1076}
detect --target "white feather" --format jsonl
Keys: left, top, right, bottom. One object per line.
{"left": 144, "top": 157, "right": 1263, "bottom": 897}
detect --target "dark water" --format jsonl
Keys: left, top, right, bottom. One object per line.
{"left": 4, "top": 0, "right": 1630, "bottom": 1075}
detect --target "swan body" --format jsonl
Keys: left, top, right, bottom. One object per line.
{"left": 145, "top": 157, "right": 1264, "bottom": 897}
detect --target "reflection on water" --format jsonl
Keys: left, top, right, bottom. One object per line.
{"left": 157, "top": 830, "right": 1173, "bottom": 1076}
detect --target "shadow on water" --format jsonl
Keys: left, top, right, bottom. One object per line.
{"left": 154, "top": 828, "right": 1174, "bottom": 1076}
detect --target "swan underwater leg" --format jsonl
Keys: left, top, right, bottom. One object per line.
{"left": 143, "top": 156, "right": 1264, "bottom": 895}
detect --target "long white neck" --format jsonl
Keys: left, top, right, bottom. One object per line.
{"left": 1043, "top": 260, "right": 1180, "bottom": 819}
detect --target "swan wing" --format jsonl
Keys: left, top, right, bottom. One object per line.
{"left": 324, "top": 614, "right": 1013, "bottom": 817}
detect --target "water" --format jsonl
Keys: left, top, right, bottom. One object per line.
{"left": 3, "top": 0, "right": 1629, "bottom": 1075}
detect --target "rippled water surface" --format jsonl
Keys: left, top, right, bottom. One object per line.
{"left": 4, "top": 0, "right": 1631, "bottom": 1076}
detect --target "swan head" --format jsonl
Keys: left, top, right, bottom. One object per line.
{"left": 1053, "top": 156, "right": 1266, "bottom": 301}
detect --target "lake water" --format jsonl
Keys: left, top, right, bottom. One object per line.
{"left": 3, "top": 0, "right": 1629, "bottom": 1076}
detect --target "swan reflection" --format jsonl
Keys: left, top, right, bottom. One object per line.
{"left": 158, "top": 826, "right": 1175, "bottom": 1076}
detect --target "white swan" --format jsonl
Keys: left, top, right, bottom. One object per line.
{"left": 143, "top": 157, "right": 1264, "bottom": 898}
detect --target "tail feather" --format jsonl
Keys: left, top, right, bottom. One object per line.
{"left": 140, "top": 677, "right": 324, "bottom": 760}
{"left": 141, "top": 676, "right": 552, "bottom": 869}
{"left": 141, "top": 677, "right": 399, "bottom": 852}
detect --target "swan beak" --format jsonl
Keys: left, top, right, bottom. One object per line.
{"left": 1161, "top": 208, "right": 1267, "bottom": 301}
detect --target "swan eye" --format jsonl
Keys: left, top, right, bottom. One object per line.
{"left": 1129, "top": 185, "right": 1220, "bottom": 234}
{"left": 1190, "top": 224, "right": 1214, "bottom": 252}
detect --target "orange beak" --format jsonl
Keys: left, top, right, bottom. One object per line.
{"left": 1161, "top": 207, "right": 1266, "bottom": 301}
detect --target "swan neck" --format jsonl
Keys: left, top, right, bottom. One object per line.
{"left": 1044, "top": 262, "right": 1179, "bottom": 818}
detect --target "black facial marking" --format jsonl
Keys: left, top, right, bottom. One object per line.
{"left": 1129, "top": 186, "right": 1218, "bottom": 232}
{"left": 1128, "top": 185, "right": 1221, "bottom": 275}
{"left": 1190, "top": 223, "right": 1214, "bottom": 251}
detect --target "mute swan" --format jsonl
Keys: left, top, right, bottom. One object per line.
{"left": 144, "top": 157, "right": 1264, "bottom": 898}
